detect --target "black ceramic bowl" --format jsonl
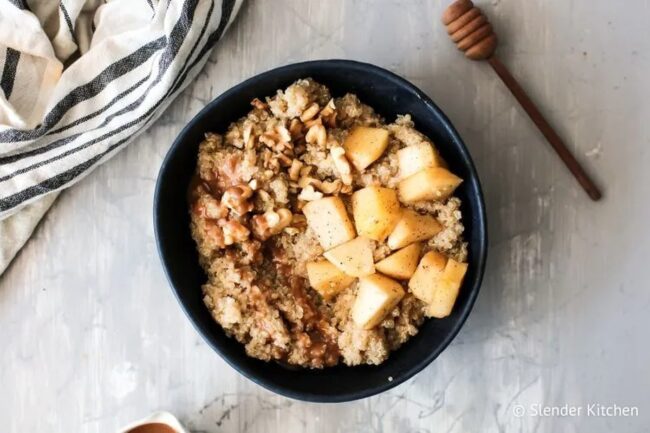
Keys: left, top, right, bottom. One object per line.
{"left": 154, "top": 59, "right": 487, "bottom": 402}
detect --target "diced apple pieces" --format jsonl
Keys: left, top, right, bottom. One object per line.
{"left": 306, "top": 260, "right": 356, "bottom": 300}
{"left": 303, "top": 196, "right": 356, "bottom": 250}
{"left": 408, "top": 251, "right": 468, "bottom": 318}
{"left": 351, "top": 274, "right": 405, "bottom": 329}
{"left": 351, "top": 186, "right": 401, "bottom": 241}
{"left": 387, "top": 209, "right": 442, "bottom": 250}
{"left": 398, "top": 167, "right": 462, "bottom": 203}
{"left": 375, "top": 243, "right": 422, "bottom": 280}
{"left": 323, "top": 236, "right": 375, "bottom": 277}
{"left": 397, "top": 143, "right": 445, "bottom": 179}
{"left": 343, "top": 126, "right": 390, "bottom": 171}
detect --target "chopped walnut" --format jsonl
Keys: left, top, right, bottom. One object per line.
{"left": 274, "top": 209, "right": 293, "bottom": 230}
{"left": 259, "top": 133, "right": 277, "bottom": 149}
{"left": 299, "top": 165, "right": 313, "bottom": 177}
{"left": 276, "top": 124, "right": 292, "bottom": 143}
{"left": 251, "top": 208, "right": 293, "bottom": 240}
{"left": 194, "top": 194, "right": 228, "bottom": 219}
{"left": 204, "top": 221, "right": 226, "bottom": 248}
{"left": 298, "top": 176, "right": 319, "bottom": 189}
{"left": 306, "top": 123, "right": 327, "bottom": 147}
{"left": 220, "top": 218, "right": 250, "bottom": 245}
{"left": 320, "top": 98, "right": 335, "bottom": 117}
{"left": 296, "top": 176, "right": 342, "bottom": 195}
{"left": 278, "top": 153, "right": 292, "bottom": 167}
{"left": 300, "top": 102, "right": 320, "bottom": 122}
{"left": 340, "top": 184, "right": 354, "bottom": 194}
{"left": 242, "top": 122, "right": 256, "bottom": 149}
{"left": 319, "top": 179, "right": 342, "bottom": 194}
{"left": 289, "top": 159, "right": 303, "bottom": 181}
{"left": 251, "top": 98, "right": 267, "bottom": 110}
{"left": 303, "top": 117, "right": 322, "bottom": 129}
{"left": 298, "top": 185, "right": 324, "bottom": 201}
{"left": 320, "top": 98, "right": 337, "bottom": 127}
{"left": 330, "top": 146, "right": 353, "bottom": 185}
{"left": 291, "top": 214, "right": 307, "bottom": 229}
{"left": 289, "top": 118, "right": 304, "bottom": 139}
{"left": 221, "top": 184, "right": 254, "bottom": 215}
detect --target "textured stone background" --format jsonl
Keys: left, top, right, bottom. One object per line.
{"left": 2, "top": 0, "right": 649, "bottom": 432}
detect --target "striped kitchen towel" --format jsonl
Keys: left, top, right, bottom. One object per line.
{"left": 0, "top": 0, "right": 242, "bottom": 274}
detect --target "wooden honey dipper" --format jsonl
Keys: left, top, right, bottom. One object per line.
{"left": 442, "top": 0, "right": 602, "bottom": 201}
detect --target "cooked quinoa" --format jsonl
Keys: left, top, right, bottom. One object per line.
{"left": 188, "top": 79, "right": 467, "bottom": 368}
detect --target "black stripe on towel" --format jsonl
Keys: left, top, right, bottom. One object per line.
{"left": 8, "top": 0, "right": 28, "bottom": 9}
{"left": 48, "top": 76, "right": 150, "bottom": 135}
{"left": 168, "top": 0, "right": 216, "bottom": 93}
{"left": 0, "top": 37, "right": 166, "bottom": 143}
{"left": 0, "top": 0, "right": 237, "bottom": 212}
{"left": 59, "top": 3, "right": 75, "bottom": 36}
{"left": 97, "top": 0, "right": 201, "bottom": 126}
{"left": 1, "top": 48, "right": 20, "bottom": 99}
{"left": 0, "top": 133, "right": 82, "bottom": 165}
{"left": 172, "top": 0, "right": 236, "bottom": 95}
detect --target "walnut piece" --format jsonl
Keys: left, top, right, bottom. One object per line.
{"left": 298, "top": 185, "right": 324, "bottom": 201}
{"left": 251, "top": 98, "right": 268, "bottom": 110}
{"left": 221, "top": 184, "right": 254, "bottom": 215}
{"left": 320, "top": 98, "right": 337, "bottom": 127}
{"left": 319, "top": 179, "right": 342, "bottom": 194}
{"left": 276, "top": 124, "right": 292, "bottom": 143}
{"left": 204, "top": 217, "right": 250, "bottom": 249}
{"left": 289, "top": 159, "right": 303, "bottom": 181}
{"left": 195, "top": 194, "right": 228, "bottom": 219}
{"left": 297, "top": 176, "right": 342, "bottom": 195}
{"left": 300, "top": 102, "right": 320, "bottom": 122}
{"left": 305, "top": 123, "right": 327, "bottom": 146}
{"left": 220, "top": 218, "right": 250, "bottom": 245}
{"left": 330, "top": 146, "right": 353, "bottom": 185}
{"left": 289, "top": 118, "right": 304, "bottom": 140}
{"left": 251, "top": 208, "right": 293, "bottom": 240}
{"left": 320, "top": 98, "right": 335, "bottom": 117}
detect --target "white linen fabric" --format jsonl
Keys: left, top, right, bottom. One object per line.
{"left": 0, "top": 0, "right": 242, "bottom": 274}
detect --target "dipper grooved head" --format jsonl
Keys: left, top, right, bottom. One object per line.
{"left": 443, "top": 0, "right": 497, "bottom": 60}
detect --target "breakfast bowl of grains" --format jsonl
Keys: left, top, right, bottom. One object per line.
{"left": 154, "top": 60, "right": 487, "bottom": 402}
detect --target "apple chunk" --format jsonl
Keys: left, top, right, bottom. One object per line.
{"left": 323, "top": 236, "right": 375, "bottom": 277}
{"left": 343, "top": 126, "right": 390, "bottom": 171}
{"left": 375, "top": 243, "right": 422, "bottom": 280}
{"left": 398, "top": 167, "right": 463, "bottom": 203}
{"left": 409, "top": 252, "right": 468, "bottom": 318}
{"left": 351, "top": 274, "right": 405, "bottom": 329}
{"left": 387, "top": 209, "right": 442, "bottom": 250}
{"left": 397, "top": 143, "right": 445, "bottom": 179}
{"left": 303, "top": 196, "right": 356, "bottom": 250}
{"left": 408, "top": 251, "right": 447, "bottom": 304}
{"left": 306, "top": 260, "right": 356, "bottom": 300}
{"left": 351, "top": 186, "right": 401, "bottom": 241}
{"left": 425, "top": 259, "right": 468, "bottom": 318}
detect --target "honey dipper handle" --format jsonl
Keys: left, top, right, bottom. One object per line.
{"left": 487, "top": 56, "right": 602, "bottom": 201}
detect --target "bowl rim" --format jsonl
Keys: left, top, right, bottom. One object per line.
{"left": 153, "top": 59, "right": 488, "bottom": 402}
